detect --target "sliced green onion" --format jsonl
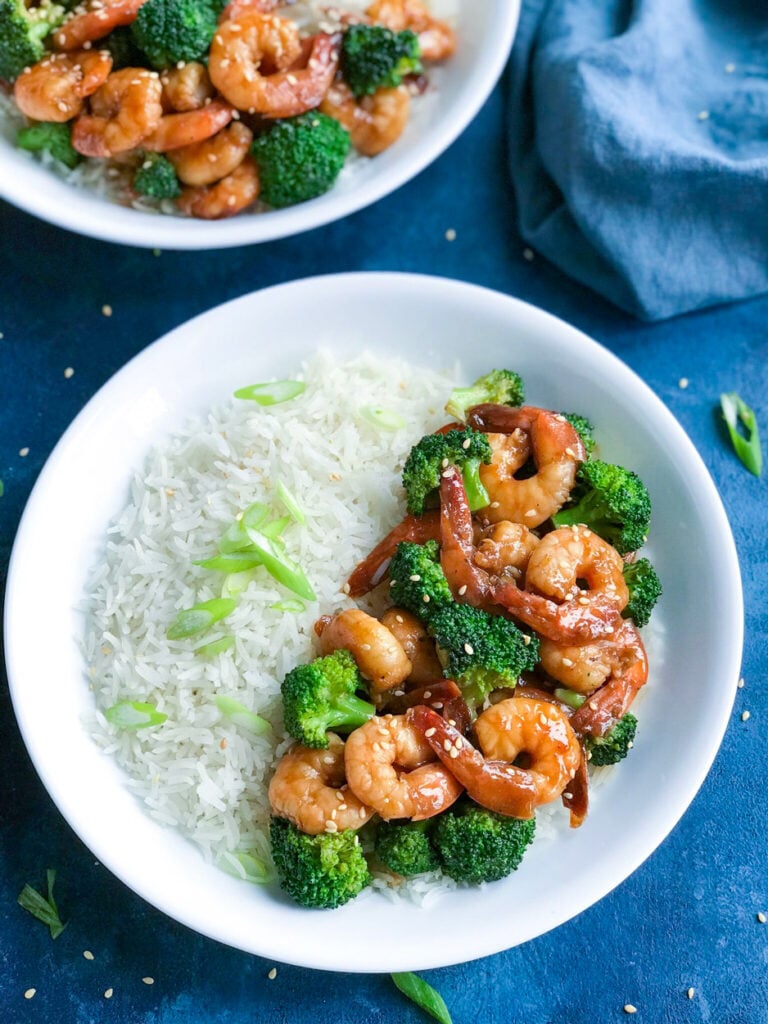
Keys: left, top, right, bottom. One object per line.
{"left": 195, "top": 551, "right": 264, "bottom": 572}
{"left": 270, "top": 598, "right": 306, "bottom": 613}
{"left": 218, "top": 850, "right": 274, "bottom": 885}
{"left": 195, "top": 636, "right": 235, "bottom": 657}
{"left": 167, "top": 598, "right": 237, "bottom": 639}
{"left": 18, "top": 870, "right": 66, "bottom": 940}
{"left": 214, "top": 695, "right": 271, "bottom": 735}
{"left": 391, "top": 973, "right": 452, "bottom": 1024}
{"left": 234, "top": 380, "right": 306, "bottom": 406}
{"left": 244, "top": 528, "right": 316, "bottom": 601}
{"left": 276, "top": 480, "right": 306, "bottom": 524}
{"left": 217, "top": 502, "right": 270, "bottom": 553}
{"left": 221, "top": 571, "right": 256, "bottom": 598}
{"left": 720, "top": 392, "right": 762, "bottom": 476}
{"left": 554, "top": 688, "right": 587, "bottom": 710}
{"left": 359, "top": 405, "right": 407, "bottom": 431}
{"left": 260, "top": 515, "right": 292, "bottom": 539}
{"left": 104, "top": 700, "right": 168, "bottom": 730}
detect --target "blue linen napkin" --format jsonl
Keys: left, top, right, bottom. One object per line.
{"left": 508, "top": 0, "right": 768, "bottom": 321}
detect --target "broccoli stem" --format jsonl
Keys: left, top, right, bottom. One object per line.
{"left": 323, "top": 692, "right": 377, "bottom": 732}
{"left": 461, "top": 459, "right": 489, "bottom": 512}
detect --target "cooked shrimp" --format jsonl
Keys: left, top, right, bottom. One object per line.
{"left": 219, "top": 0, "right": 283, "bottom": 19}
{"left": 525, "top": 526, "right": 629, "bottom": 608}
{"left": 569, "top": 621, "right": 648, "bottom": 739}
{"left": 142, "top": 98, "right": 234, "bottom": 152}
{"left": 71, "top": 67, "right": 162, "bottom": 158}
{"left": 346, "top": 510, "right": 441, "bottom": 597}
{"left": 366, "top": 0, "right": 456, "bottom": 61}
{"left": 160, "top": 62, "right": 214, "bottom": 113}
{"left": 13, "top": 50, "right": 113, "bottom": 123}
{"left": 438, "top": 468, "right": 495, "bottom": 609}
{"left": 320, "top": 81, "right": 409, "bottom": 156}
{"left": 409, "top": 697, "right": 581, "bottom": 818}
{"left": 177, "top": 154, "right": 260, "bottom": 218}
{"left": 317, "top": 608, "right": 411, "bottom": 694}
{"left": 168, "top": 121, "right": 253, "bottom": 186}
{"left": 380, "top": 608, "right": 442, "bottom": 685}
{"left": 470, "top": 406, "right": 585, "bottom": 528}
{"left": 540, "top": 636, "right": 615, "bottom": 694}
{"left": 208, "top": 13, "right": 339, "bottom": 118}
{"left": 474, "top": 520, "right": 539, "bottom": 584}
{"left": 54, "top": 0, "right": 147, "bottom": 50}
{"left": 268, "top": 733, "right": 375, "bottom": 835}
{"left": 344, "top": 713, "right": 463, "bottom": 819}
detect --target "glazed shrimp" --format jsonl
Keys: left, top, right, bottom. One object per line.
{"left": 177, "top": 154, "right": 260, "bottom": 218}
{"left": 366, "top": 0, "right": 456, "bottom": 61}
{"left": 208, "top": 13, "right": 339, "bottom": 118}
{"left": 569, "top": 621, "right": 648, "bottom": 739}
{"left": 438, "top": 468, "right": 495, "bottom": 609}
{"left": 346, "top": 510, "right": 441, "bottom": 597}
{"left": 409, "top": 697, "right": 581, "bottom": 819}
{"left": 268, "top": 733, "right": 375, "bottom": 835}
{"left": 380, "top": 608, "right": 443, "bottom": 685}
{"left": 168, "top": 122, "right": 253, "bottom": 186}
{"left": 344, "top": 714, "right": 463, "bottom": 819}
{"left": 160, "top": 62, "right": 215, "bottom": 113}
{"left": 317, "top": 608, "right": 412, "bottom": 694}
{"left": 474, "top": 521, "right": 539, "bottom": 584}
{"left": 142, "top": 98, "right": 234, "bottom": 152}
{"left": 320, "top": 81, "right": 410, "bottom": 156}
{"left": 71, "top": 68, "right": 162, "bottom": 157}
{"left": 13, "top": 50, "right": 113, "bottom": 123}
{"left": 54, "top": 0, "right": 147, "bottom": 50}
{"left": 469, "top": 405, "right": 586, "bottom": 528}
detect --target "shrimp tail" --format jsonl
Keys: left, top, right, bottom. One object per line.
{"left": 346, "top": 510, "right": 441, "bottom": 596}
{"left": 407, "top": 705, "right": 538, "bottom": 819}
{"left": 492, "top": 578, "right": 622, "bottom": 644}
{"left": 439, "top": 469, "right": 494, "bottom": 608}
{"left": 570, "top": 633, "right": 648, "bottom": 738}
{"left": 562, "top": 740, "right": 589, "bottom": 827}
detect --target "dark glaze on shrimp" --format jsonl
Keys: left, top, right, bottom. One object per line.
{"left": 346, "top": 510, "right": 441, "bottom": 596}
{"left": 570, "top": 621, "right": 648, "bottom": 739}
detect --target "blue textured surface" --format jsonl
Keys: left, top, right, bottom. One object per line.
{"left": 2, "top": 79, "right": 768, "bottom": 1024}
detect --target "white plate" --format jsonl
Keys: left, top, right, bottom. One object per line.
{"left": 0, "top": 2, "right": 519, "bottom": 249}
{"left": 5, "top": 273, "right": 743, "bottom": 971}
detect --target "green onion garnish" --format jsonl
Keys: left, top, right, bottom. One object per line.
{"left": 217, "top": 502, "right": 270, "bottom": 553}
{"left": 554, "top": 688, "right": 587, "bottom": 710}
{"left": 260, "top": 515, "right": 292, "bottom": 539}
{"left": 104, "top": 700, "right": 168, "bottom": 730}
{"left": 234, "top": 381, "right": 306, "bottom": 405}
{"left": 195, "top": 552, "right": 264, "bottom": 572}
{"left": 276, "top": 480, "right": 306, "bottom": 524}
{"left": 221, "top": 571, "right": 256, "bottom": 598}
{"left": 167, "top": 598, "right": 237, "bottom": 639}
{"left": 359, "top": 405, "right": 407, "bottom": 431}
{"left": 218, "top": 850, "right": 274, "bottom": 885}
{"left": 244, "top": 528, "right": 316, "bottom": 601}
{"left": 270, "top": 598, "right": 305, "bottom": 613}
{"left": 195, "top": 636, "right": 235, "bottom": 657}
{"left": 720, "top": 392, "right": 762, "bottom": 476}
{"left": 18, "top": 870, "right": 67, "bottom": 939}
{"left": 214, "top": 695, "right": 270, "bottom": 734}
{"left": 391, "top": 972, "right": 452, "bottom": 1024}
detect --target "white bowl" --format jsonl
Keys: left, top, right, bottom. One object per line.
{"left": 5, "top": 273, "right": 742, "bottom": 971}
{"left": 0, "top": 2, "right": 518, "bottom": 249}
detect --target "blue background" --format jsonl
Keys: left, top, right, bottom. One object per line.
{"left": 1, "top": 78, "right": 767, "bottom": 1023}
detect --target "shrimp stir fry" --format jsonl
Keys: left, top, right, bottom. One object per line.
{"left": 5, "top": 0, "right": 456, "bottom": 219}
{"left": 269, "top": 368, "right": 659, "bottom": 909}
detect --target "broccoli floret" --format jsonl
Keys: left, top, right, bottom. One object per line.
{"left": 269, "top": 817, "right": 370, "bottom": 908}
{"left": 388, "top": 540, "right": 453, "bottom": 624}
{"left": 251, "top": 112, "right": 351, "bottom": 209}
{"left": 16, "top": 121, "right": 79, "bottom": 169}
{"left": 428, "top": 602, "right": 540, "bottom": 708}
{"left": 402, "top": 428, "right": 493, "bottom": 516}
{"left": 375, "top": 820, "right": 439, "bottom": 876}
{"left": 434, "top": 802, "right": 535, "bottom": 884}
{"left": 340, "top": 23, "right": 421, "bottom": 97}
{"left": 281, "top": 649, "right": 374, "bottom": 749}
{"left": 585, "top": 713, "right": 637, "bottom": 766}
{"left": 101, "top": 25, "right": 149, "bottom": 69}
{"left": 561, "top": 412, "right": 596, "bottom": 457}
{"left": 133, "top": 153, "right": 181, "bottom": 199}
{"left": 551, "top": 460, "right": 651, "bottom": 555}
{"left": 445, "top": 369, "right": 525, "bottom": 423}
{"left": 621, "top": 558, "right": 661, "bottom": 628}
{"left": 130, "top": 0, "right": 218, "bottom": 69}
{"left": 0, "top": 0, "right": 65, "bottom": 82}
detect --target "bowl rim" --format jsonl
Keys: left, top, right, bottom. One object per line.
{"left": 0, "top": 2, "right": 520, "bottom": 250}
{"left": 4, "top": 272, "right": 744, "bottom": 970}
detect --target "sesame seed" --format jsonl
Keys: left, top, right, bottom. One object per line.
{"left": 461, "top": 438, "right": 471, "bottom": 450}
{"left": 757, "top": 912, "right": 766, "bottom": 923}
{"left": 623, "top": 1005, "right": 637, "bottom": 1015}
{"left": 524, "top": 509, "right": 537, "bottom": 517}
{"left": 445, "top": 228, "right": 456, "bottom": 241}
{"left": 268, "top": 967, "right": 277, "bottom": 980}
{"left": 360, "top": 643, "right": 371, "bottom": 651}
{"left": 325, "top": 820, "right": 338, "bottom": 832}
{"left": 104, "top": 988, "right": 114, "bottom": 999}
{"left": 454, "top": 737, "right": 463, "bottom": 748}
{"left": 565, "top": 447, "right": 575, "bottom": 458}
{"left": 102, "top": 304, "right": 112, "bottom": 317}
{"left": 422, "top": 594, "right": 430, "bottom": 603}
{"left": 522, "top": 635, "right": 531, "bottom": 645}
{"left": 562, "top": 657, "right": 574, "bottom": 667}
{"left": 432, "top": 702, "right": 443, "bottom": 709}
{"left": 463, "top": 642, "right": 474, "bottom": 655}
{"left": 449, "top": 747, "right": 459, "bottom": 758}
{"left": 19, "top": 447, "right": 29, "bottom": 457}
{"left": 738, "top": 677, "right": 745, "bottom": 688}
{"left": 441, "top": 457, "right": 449, "bottom": 468}
{"left": 142, "top": 977, "right": 154, "bottom": 986}
{"left": 724, "top": 62, "right": 735, "bottom": 72}
{"left": 578, "top": 596, "right": 590, "bottom": 605}
{"left": 458, "top": 585, "right": 468, "bottom": 595}
{"left": 423, "top": 691, "right": 431, "bottom": 699}
{"left": 490, "top": 501, "right": 500, "bottom": 509}
{"left": 220, "top": 738, "right": 227, "bottom": 749}
{"left": 687, "top": 988, "right": 695, "bottom": 999}
{"left": 395, "top": 614, "right": 404, "bottom": 623}
{"left": 24, "top": 989, "right": 36, "bottom": 1000}
{"left": 697, "top": 110, "right": 709, "bottom": 120}
{"left": 409, "top": 574, "right": 421, "bottom": 581}
{"left": 678, "top": 377, "right": 689, "bottom": 389}
{"left": 338, "top": 803, "right": 347, "bottom": 811}
{"left": 443, "top": 739, "right": 452, "bottom": 751}
{"left": 522, "top": 247, "right": 535, "bottom": 261}
{"left": 359, "top": 807, "right": 367, "bottom": 818}
{"left": 83, "top": 950, "right": 95, "bottom": 960}
{"left": 563, "top": 791, "right": 573, "bottom": 800}
{"left": 589, "top": 701, "right": 598, "bottom": 710}
{"left": 604, "top": 625, "right": 614, "bottom": 634}
{"left": 64, "top": 366, "right": 74, "bottom": 378}
{"left": 741, "top": 710, "right": 750, "bottom": 721}
{"left": 441, "top": 468, "right": 453, "bottom": 478}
